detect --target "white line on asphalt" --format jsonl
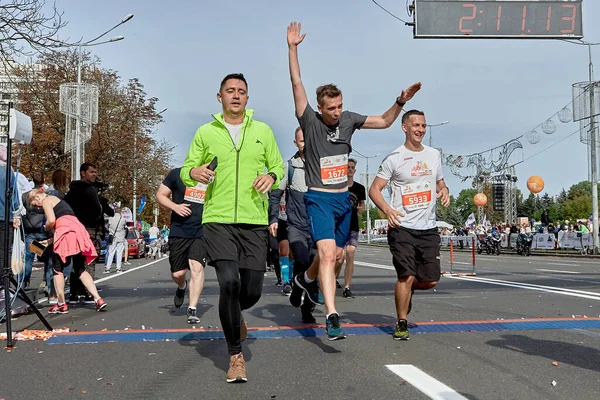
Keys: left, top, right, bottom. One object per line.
{"left": 536, "top": 269, "right": 581, "bottom": 274}
{"left": 452, "top": 261, "right": 470, "bottom": 265}
{"left": 447, "top": 276, "right": 600, "bottom": 301}
{"left": 94, "top": 258, "right": 165, "bottom": 284}
{"left": 386, "top": 365, "right": 468, "bottom": 400}
{"left": 547, "top": 263, "right": 581, "bottom": 267}
{"left": 355, "top": 261, "right": 394, "bottom": 271}
{"left": 36, "top": 258, "right": 166, "bottom": 304}
{"left": 356, "top": 260, "right": 600, "bottom": 300}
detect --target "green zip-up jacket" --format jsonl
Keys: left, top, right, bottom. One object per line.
{"left": 180, "top": 109, "right": 284, "bottom": 225}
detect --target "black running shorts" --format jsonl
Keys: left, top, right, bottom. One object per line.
{"left": 168, "top": 237, "right": 206, "bottom": 273}
{"left": 387, "top": 226, "right": 441, "bottom": 282}
{"left": 204, "top": 223, "right": 268, "bottom": 271}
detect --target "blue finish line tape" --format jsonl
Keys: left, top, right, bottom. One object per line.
{"left": 46, "top": 318, "right": 600, "bottom": 345}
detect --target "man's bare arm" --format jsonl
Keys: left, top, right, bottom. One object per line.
{"left": 288, "top": 21, "right": 308, "bottom": 118}
{"left": 362, "top": 82, "right": 422, "bottom": 129}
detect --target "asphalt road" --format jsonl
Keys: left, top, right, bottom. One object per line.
{"left": 1, "top": 247, "right": 600, "bottom": 400}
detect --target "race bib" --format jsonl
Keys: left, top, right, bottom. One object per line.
{"left": 401, "top": 181, "right": 432, "bottom": 211}
{"left": 320, "top": 154, "right": 348, "bottom": 185}
{"left": 184, "top": 183, "right": 207, "bottom": 204}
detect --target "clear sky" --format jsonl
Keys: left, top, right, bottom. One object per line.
{"left": 55, "top": 0, "right": 599, "bottom": 197}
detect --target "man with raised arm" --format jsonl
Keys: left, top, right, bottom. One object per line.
{"left": 287, "top": 21, "right": 421, "bottom": 340}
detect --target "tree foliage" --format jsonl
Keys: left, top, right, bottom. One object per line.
{"left": 13, "top": 49, "right": 174, "bottom": 227}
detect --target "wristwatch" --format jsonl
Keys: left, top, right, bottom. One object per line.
{"left": 396, "top": 97, "right": 406, "bottom": 108}
{"left": 267, "top": 172, "right": 278, "bottom": 182}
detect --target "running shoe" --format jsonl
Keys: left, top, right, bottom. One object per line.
{"left": 48, "top": 303, "right": 68, "bottom": 314}
{"left": 301, "top": 310, "right": 316, "bottom": 324}
{"left": 294, "top": 274, "right": 323, "bottom": 305}
{"left": 282, "top": 284, "right": 292, "bottom": 295}
{"left": 96, "top": 298, "right": 107, "bottom": 312}
{"left": 174, "top": 281, "right": 187, "bottom": 308}
{"left": 187, "top": 308, "right": 200, "bottom": 324}
{"left": 325, "top": 313, "right": 346, "bottom": 340}
{"left": 342, "top": 287, "right": 355, "bottom": 298}
{"left": 226, "top": 353, "right": 247, "bottom": 383}
{"left": 393, "top": 319, "right": 410, "bottom": 341}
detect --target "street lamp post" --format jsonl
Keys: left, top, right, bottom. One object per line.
{"left": 428, "top": 120, "right": 450, "bottom": 148}
{"left": 352, "top": 150, "right": 380, "bottom": 244}
{"left": 133, "top": 107, "right": 167, "bottom": 229}
{"left": 563, "top": 39, "right": 600, "bottom": 254}
{"left": 72, "top": 13, "right": 134, "bottom": 179}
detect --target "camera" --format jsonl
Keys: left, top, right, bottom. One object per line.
{"left": 92, "top": 178, "right": 110, "bottom": 192}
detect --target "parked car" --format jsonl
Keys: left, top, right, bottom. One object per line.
{"left": 126, "top": 229, "right": 145, "bottom": 258}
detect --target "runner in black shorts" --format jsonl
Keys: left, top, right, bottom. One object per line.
{"left": 369, "top": 110, "right": 450, "bottom": 341}
{"left": 156, "top": 168, "right": 206, "bottom": 324}
{"left": 180, "top": 73, "right": 284, "bottom": 383}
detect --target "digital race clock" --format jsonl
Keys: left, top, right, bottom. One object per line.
{"left": 414, "top": 0, "right": 583, "bottom": 39}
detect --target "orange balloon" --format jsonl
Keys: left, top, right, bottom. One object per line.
{"left": 527, "top": 175, "right": 544, "bottom": 194}
{"left": 474, "top": 193, "right": 487, "bottom": 207}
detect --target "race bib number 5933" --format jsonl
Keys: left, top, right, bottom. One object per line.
{"left": 401, "top": 182, "right": 432, "bottom": 211}
{"left": 320, "top": 154, "right": 348, "bottom": 185}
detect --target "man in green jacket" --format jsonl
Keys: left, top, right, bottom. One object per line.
{"left": 181, "top": 73, "right": 284, "bottom": 384}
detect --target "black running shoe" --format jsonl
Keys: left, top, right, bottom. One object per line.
{"left": 187, "top": 307, "right": 200, "bottom": 324}
{"left": 325, "top": 313, "right": 346, "bottom": 340}
{"left": 294, "top": 274, "right": 323, "bottom": 305}
{"left": 282, "top": 284, "right": 292, "bottom": 295}
{"left": 275, "top": 279, "right": 283, "bottom": 287}
{"left": 342, "top": 287, "right": 355, "bottom": 298}
{"left": 289, "top": 279, "right": 303, "bottom": 308}
{"left": 174, "top": 281, "right": 187, "bottom": 308}
{"left": 393, "top": 319, "right": 410, "bottom": 341}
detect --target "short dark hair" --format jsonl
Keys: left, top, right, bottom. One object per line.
{"left": 80, "top": 162, "right": 97, "bottom": 173}
{"left": 402, "top": 109, "right": 425, "bottom": 125}
{"left": 32, "top": 171, "right": 44, "bottom": 186}
{"left": 220, "top": 73, "right": 248, "bottom": 92}
{"left": 348, "top": 158, "right": 357, "bottom": 166}
{"left": 316, "top": 84, "right": 342, "bottom": 105}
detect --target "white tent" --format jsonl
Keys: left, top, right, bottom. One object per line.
{"left": 436, "top": 221, "right": 453, "bottom": 229}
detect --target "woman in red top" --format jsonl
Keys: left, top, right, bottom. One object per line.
{"left": 28, "top": 188, "right": 107, "bottom": 314}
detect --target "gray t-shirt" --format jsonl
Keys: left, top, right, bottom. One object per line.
{"left": 298, "top": 104, "right": 367, "bottom": 190}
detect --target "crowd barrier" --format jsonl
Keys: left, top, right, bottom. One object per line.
{"left": 360, "top": 232, "right": 593, "bottom": 251}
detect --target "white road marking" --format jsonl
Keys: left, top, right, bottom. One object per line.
{"left": 547, "top": 263, "right": 581, "bottom": 267}
{"left": 355, "top": 261, "right": 394, "bottom": 271}
{"left": 451, "top": 261, "right": 470, "bottom": 265}
{"left": 36, "top": 258, "right": 165, "bottom": 304}
{"left": 94, "top": 258, "right": 165, "bottom": 284}
{"left": 447, "top": 276, "right": 600, "bottom": 301}
{"left": 536, "top": 268, "right": 581, "bottom": 274}
{"left": 356, "top": 260, "right": 600, "bottom": 300}
{"left": 386, "top": 365, "right": 468, "bottom": 400}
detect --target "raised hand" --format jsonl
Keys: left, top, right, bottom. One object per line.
{"left": 287, "top": 21, "right": 306, "bottom": 47}
{"left": 398, "top": 82, "right": 422, "bottom": 104}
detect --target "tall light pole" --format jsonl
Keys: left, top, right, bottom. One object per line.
{"left": 133, "top": 107, "right": 167, "bottom": 229}
{"left": 563, "top": 39, "right": 599, "bottom": 254}
{"left": 352, "top": 150, "right": 380, "bottom": 244}
{"left": 428, "top": 120, "right": 450, "bottom": 148}
{"left": 72, "top": 13, "right": 134, "bottom": 179}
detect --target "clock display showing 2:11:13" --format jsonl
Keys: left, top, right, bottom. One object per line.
{"left": 458, "top": 3, "right": 578, "bottom": 35}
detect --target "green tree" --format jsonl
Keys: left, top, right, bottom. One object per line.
{"left": 562, "top": 195, "right": 592, "bottom": 220}
{"left": 568, "top": 181, "right": 592, "bottom": 199}
{"left": 455, "top": 188, "right": 477, "bottom": 221}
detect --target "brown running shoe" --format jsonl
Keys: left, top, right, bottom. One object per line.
{"left": 226, "top": 353, "right": 247, "bottom": 383}
{"left": 240, "top": 315, "right": 248, "bottom": 342}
